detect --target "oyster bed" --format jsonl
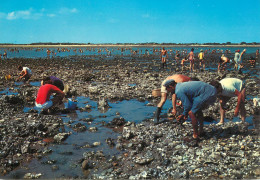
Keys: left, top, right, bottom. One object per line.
{"left": 0, "top": 54, "right": 259, "bottom": 179}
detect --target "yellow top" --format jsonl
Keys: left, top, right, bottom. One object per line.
{"left": 198, "top": 52, "right": 204, "bottom": 60}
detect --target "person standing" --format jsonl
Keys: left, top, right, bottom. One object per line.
{"left": 175, "top": 50, "right": 180, "bottom": 65}
{"left": 198, "top": 49, "right": 205, "bottom": 71}
{"left": 255, "top": 49, "right": 259, "bottom": 62}
{"left": 160, "top": 47, "right": 168, "bottom": 69}
{"left": 233, "top": 49, "right": 240, "bottom": 71}
{"left": 164, "top": 80, "right": 217, "bottom": 139}
{"left": 187, "top": 48, "right": 195, "bottom": 72}
{"left": 3, "top": 51, "right": 7, "bottom": 59}
{"left": 237, "top": 49, "right": 246, "bottom": 72}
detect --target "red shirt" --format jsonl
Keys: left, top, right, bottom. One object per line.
{"left": 36, "top": 84, "right": 63, "bottom": 104}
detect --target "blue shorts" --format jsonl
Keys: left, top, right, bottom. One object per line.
{"left": 35, "top": 101, "right": 53, "bottom": 110}
{"left": 191, "top": 95, "right": 216, "bottom": 114}
{"left": 162, "top": 55, "right": 166, "bottom": 58}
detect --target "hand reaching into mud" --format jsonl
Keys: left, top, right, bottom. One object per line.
{"left": 177, "top": 114, "right": 188, "bottom": 124}
{"left": 171, "top": 109, "right": 177, "bottom": 116}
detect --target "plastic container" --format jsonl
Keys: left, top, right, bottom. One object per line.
{"left": 5, "top": 74, "right": 11, "bottom": 80}
{"left": 68, "top": 98, "right": 77, "bottom": 110}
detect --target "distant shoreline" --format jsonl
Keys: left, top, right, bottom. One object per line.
{"left": 0, "top": 44, "right": 260, "bottom": 48}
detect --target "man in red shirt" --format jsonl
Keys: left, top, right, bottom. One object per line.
{"left": 35, "top": 83, "right": 65, "bottom": 111}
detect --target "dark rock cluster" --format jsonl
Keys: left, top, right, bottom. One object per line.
{"left": 0, "top": 53, "right": 259, "bottom": 178}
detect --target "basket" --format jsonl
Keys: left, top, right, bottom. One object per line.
{"left": 152, "top": 88, "right": 161, "bottom": 97}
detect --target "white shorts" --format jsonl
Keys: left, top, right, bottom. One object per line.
{"left": 35, "top": 101, "right": 53, "bottom": 110}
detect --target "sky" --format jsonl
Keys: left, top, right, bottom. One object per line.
{"left": 1, "top": 0, "right": 260, "bottom": 44}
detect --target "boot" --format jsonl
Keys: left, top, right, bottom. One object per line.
{"left": 154, "top": 107, "right": 162, "bottom": 124}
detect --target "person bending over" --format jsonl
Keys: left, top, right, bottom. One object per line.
{"left": 35, "top": 82, "right": 65, "bottom": 112}
{"left": 164, "top": 80, "right": 217, "bottom": 139}
{"left": 154, "top": 74, "right": 191, "bottom": 124}
{"left": 41, "top": 76, "right": 64, "bottom": 91}
{"left": 18, "top": 65, "right": 32, "bottom": 82}
{"left": 210, "top": 78, "right": 246, "bottom": 125}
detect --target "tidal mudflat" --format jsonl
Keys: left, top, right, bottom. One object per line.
{"left": 0, "top": 49, "right": 259, "bottom": 179}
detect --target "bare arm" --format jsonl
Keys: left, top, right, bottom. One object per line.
{"left": 171, "top": 94, "right": 177, "bottom": 115}
{"left": 157, "top": 92, "right": 167, "bottom": 108}
{"left": 20, "top": 70, "right": 28, "bottom": 78}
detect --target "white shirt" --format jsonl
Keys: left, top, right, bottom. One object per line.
{"left": 23, "top": 67, "right": 32, "bottom": 75}
{"left": 220, "top": 78, "right": 243, "bottom": 97}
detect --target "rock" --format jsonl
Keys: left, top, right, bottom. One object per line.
{"left": 134, "top": 157, "right": 154, "bottom": 165}
{"left": 82, "top": 160, "right": 90, "bottom": 170}
{"left": 53, "top": 133, "right": 70, "bottom": 142}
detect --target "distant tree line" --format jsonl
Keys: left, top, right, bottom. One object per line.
{"left": 0, "top": 42, "right": 259, "bottom": 45}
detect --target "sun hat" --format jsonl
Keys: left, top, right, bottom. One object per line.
{"left": 200, "top": 49, "right": 203, "bottom": 52}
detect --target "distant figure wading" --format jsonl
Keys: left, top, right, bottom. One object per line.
{"left": 161, "top": 47, "right": 168, "bottom": 69}
{"left": 187, "top": 48, "right": 195, "bottom": 72}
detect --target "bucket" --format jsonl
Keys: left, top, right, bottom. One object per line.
{"left": 152, "top": 88, "right": 161, "bottom": 97}
{"left": 5, "top": 74, "right": 11, "bottom": 80}
{"left": 68, "top": 98, "right": 77, "bottom": 110}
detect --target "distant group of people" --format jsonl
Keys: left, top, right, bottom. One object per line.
{"left": 154, "top": 74, "right": 246, "bottom": 140}
{"left": 0, "top": 51, "right": 7, "bottom": 60}
{"left": 160, "top": 47, "right": 259, "bottom": 73}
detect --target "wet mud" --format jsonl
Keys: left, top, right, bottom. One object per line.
{"left": 0, "top": 52, "right": 259, "bottom": 179}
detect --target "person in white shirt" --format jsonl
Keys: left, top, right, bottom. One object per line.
{"left": 18, "top": 65, "right": 32, "bottom": 82}
{"left": 210, "top": 78, "right": 246, "bottom": 125}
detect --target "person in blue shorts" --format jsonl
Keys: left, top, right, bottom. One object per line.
{"left": 163, "top": 80, "right": 217, "bottom": 139}
{"left": 160, "top": 47, "right": 168, "bottom": 69}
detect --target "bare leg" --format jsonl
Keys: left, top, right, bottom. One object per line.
{"left": 240, "top": 88, "right": 246, "bottom": 122}
{"left": 196, "top": 111, "right": 204, "bottom": 136}
{"left": 189, "top": 111, "right": 198, "bottom": 139}
{"left": 219, "top": 104, "right": 225, "bottom": 124}
{"left": 219, "top": 96, "right": 230, "bottom": 124}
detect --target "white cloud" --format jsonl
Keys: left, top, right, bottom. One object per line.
{"left": 141, "top": 13, "right": 158, "bottom": 20}
{"left": 47, "top": 14, "right": 56, "bottom": 18}
{"left": 71, "top": 8, "right": 78, "bottom": 13}
{"left": 59, "top": 7, "right": 78, "bottom": 14}
{"left": 1, "top": 7, "right": 78, "bottom": 20}
{"left": 108, "top": 18, "right": 119, "bottom": 23}
{"left": 6, "top": 8, "right": 40, "bottom": 20}
{"left": 142, "top": 14, "right": 150, "bottom": 18}
{"left": 7, "top": 12, "right": 15, "bottom": 20}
